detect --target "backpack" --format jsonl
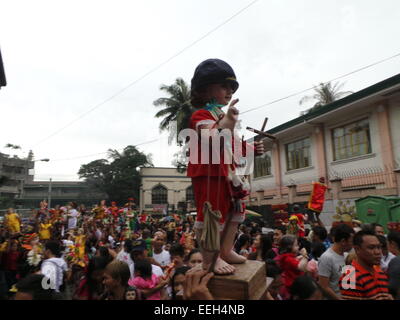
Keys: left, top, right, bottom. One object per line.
{"left": 45, "top": 260, "right": 66, "bottom": 292}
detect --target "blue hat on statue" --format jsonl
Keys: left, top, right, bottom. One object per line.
{"left": 191, "top": 58, "right": 239, "bottom": 93}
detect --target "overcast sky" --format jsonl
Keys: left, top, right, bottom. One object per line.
{"left": 1, "top": 0, "right": 399, "bottom": 181}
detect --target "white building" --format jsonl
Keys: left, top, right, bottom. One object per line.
{"left": 248, "top": 73, "right": 400, "bottom": 225}
{"left": 139, "top": 167, "right": 193, "bottom": 214}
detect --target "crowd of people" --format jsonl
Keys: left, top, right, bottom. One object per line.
{"left": 0, "top": 200, "right": 399, "bottom": 300}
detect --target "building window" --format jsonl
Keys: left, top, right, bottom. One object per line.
{"left": 152, "top": 185, "right": 168, "bottom": 204}
{"left": 186, "top": 186, "right": 194, "bottom": 202}
{"left": 254, "top": 151, "right": 272, "bottom": 178}
{"left": 332, "top": 119, "right": 371, "bottom": 161}
{"left": 286, "top": 138, "right": 311, "bottom": 171}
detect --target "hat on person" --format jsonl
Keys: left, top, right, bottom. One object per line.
{"left": 131, "top": 239, "right": 147, "bottom": 252}
{"left": 191, "top": 58, "right": 239, "bottom": 93}
{"left": 289, "top": 215, "right": 299, "bottom": 221}
{"left": 292, "top": 204, "right": 301, "bottom": 212}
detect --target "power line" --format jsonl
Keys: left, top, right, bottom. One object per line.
{"left": 47, "top": 138, "right": 160, "bottom": 162}
{"left": 32, "top": 0, "right": 260, "bottom": 148}
{"left": 241, "top": 51, "right": 400, "bottom": 114}
{"left": 35, "top": 50, "right": 400, "bottom": 163}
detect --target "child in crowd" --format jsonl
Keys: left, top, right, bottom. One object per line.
{"left": 275, "top": 235, "right": 309, "bottom": 299}
{"left": 101, "top": 260, "right": 131, "bottom": 300}
{"left": 170, "top": 266, "right": 191, "bottom": 300}
{"left": 169, "top": 243, "right": 186, "bottom": 270}
{"left": 234, "top": 234, "right": 251, "bottom": 258}
{"left": 125, "top": 286, "right": 141, "bottom": 300}
{"left": 129, "top": 259, "right": 161, "bottom": 300}
{"left": 186, "top": 249, "right": 203, "bottom": 269}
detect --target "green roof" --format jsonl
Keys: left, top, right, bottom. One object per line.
{"left": 267, "top": 73, "right": 400, "bottom": 135}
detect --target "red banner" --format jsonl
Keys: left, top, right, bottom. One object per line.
{"left": 308, "top": 182, "right": 327, "bottom": 213}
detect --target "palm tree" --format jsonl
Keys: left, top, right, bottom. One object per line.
{"left": 4, "top": 143, "right": 21, "bottom": 158}
{"left": 153, "top": 78, "right": 194, "bottom": 145}
{"left": 4, "top": 143, "right": 21, "bottom": 150}
{"left": 107, "top": 145, "right": 153, "bottom": 169}
{"left": 299, "top": 82, "right": 352, "bottom": 114}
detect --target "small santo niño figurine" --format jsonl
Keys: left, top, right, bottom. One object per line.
{"left": 187, "top": 59, "right": 264, "bottom": 275}
{"left": 286, "top": 215, "right": 301, "bottom": 237}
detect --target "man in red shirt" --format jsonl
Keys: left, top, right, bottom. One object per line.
{"left": 340, "top": 230, "right": 393, "bottom": 300}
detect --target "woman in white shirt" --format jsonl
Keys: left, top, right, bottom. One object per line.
{"left": 116, "top": 240, "right": 134, "bottom": 277}
{"left": 67, "top": 202, "right": 79, "bottom": 230}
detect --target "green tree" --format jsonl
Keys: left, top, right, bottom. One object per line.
{"left": 299, "top": 82, "right": 352, "bottom": 114}
{"left": 172, "top": 149, "right": 188, "bottom": 174}
{"left": 153, "top": 78, "right": 194, "bottom": 145}
{"left": 4, "top": 143, "right": 21, "bottom": 158}
{"left": 4, "top": 143, "right": 21, "bottom": 150}
{"left": 78, "top": 145, "right": 153, "bottom": 204}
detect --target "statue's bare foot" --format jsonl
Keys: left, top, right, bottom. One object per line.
{"left": 211, "top": 257, "right": 235, "bottom": 275}
{"left": 202, "top": 251, "right": 235, "bottom": 275}
{"left": 221, "top": 250, "right": 247, "bottom": 264}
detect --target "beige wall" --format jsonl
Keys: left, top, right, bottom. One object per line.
{"left": 251, "top": 128, "right": 318, "bottom": 196}
{"left": 279, "top": 132, "right": 318, "bottom": 187}
{"left": 389, "top": 98, "right": 400, "bottom": 165}
{"left": 249, "top": 97, "right": 400, "bottom": 204}
{"left": 251, "top": 147, "right": 276, "bottom": 192}
{"left": 324, "top": 105, "right": 383, "bottom": 174}
{"left": 140, "top": 167, "right": 192, "bottom": 212}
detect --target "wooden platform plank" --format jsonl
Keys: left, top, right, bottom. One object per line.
{"left": 207, "top": 260, "right": 267, "bottom": 300}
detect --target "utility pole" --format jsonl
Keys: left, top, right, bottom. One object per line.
{"left": 48, "top": 178, "right": 52, "bottom": 209}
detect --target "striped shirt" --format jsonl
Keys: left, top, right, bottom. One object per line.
{"left": 339, "top": 260, "right": 390, "bottom": 300}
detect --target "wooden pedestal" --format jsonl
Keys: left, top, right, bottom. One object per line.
{"left": 207, "top": 260, "right": 267, "bottom": 300}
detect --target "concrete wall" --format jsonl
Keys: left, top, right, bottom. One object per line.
{"left": 140, "top": 167, "right": 192, "bottom": 212}
{"left": 324, "top": 105, "right": 383, "bottom": 174}
{"left": 389, "top": 98, "right": 400, "bottom": 164}
{"left": 251, "top": 150, "right": 275, "bottom": 192}
{"left": 280, "top": 132, "right": 318, "bottom": 186}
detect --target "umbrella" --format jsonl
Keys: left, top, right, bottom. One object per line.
{"left": 245, "top": 209, "right": 262, "bottom": 217}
